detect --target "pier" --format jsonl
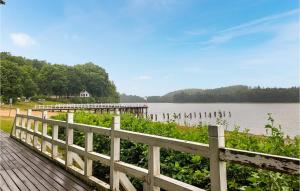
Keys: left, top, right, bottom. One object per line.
{"left": 33, "top": 103, "right": 148, "bottom": 116}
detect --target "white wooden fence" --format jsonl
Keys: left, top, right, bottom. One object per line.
{"left": 11, "top": 109, "right": 300, "bottom": 191}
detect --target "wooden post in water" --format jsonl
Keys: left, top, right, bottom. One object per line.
{"left": 209, "top": 125, "right": 227, "bottom": 191}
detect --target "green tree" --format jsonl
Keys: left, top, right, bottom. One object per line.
{"left": 0, "top": 60, "right": 23, "bottom": 102}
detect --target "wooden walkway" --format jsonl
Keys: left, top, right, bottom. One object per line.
{"left": 0, "top": 131, "right": 94, "bottom": 191}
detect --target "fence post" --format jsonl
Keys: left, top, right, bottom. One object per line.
{"left": 110, "top": 110, "right": 120, "bottom": 191}
{"left": 84, "top": 130, "right": 93, "bottom": 177}
{"left": 33, "top": 116, "right": 40, "bottom": 149}
{"left": 41, "top": 111, "right": 48, "bottom": 152}
{"left": 148, "top": 146, "right": 160, "bottom": 191}
{"left": 20, "top": 110, "right": 27, "bottom": 141}
{"left": 209, "top": 125, "right": 227, "bottom": 191}
{"left": 66, "top": 112, "right": 74, "bottom": 167}
{"left": 12, "top": 108, "right": 20, "bottom": 137}
{"left": 26, "top": 109, "right": 32, "bottom": 144}
{"left": 52, "top": 124, "right": 58, "bottom": 159}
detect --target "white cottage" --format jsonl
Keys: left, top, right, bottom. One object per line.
{"left": 79, "top": 90, "right": 90, "bottom": 98}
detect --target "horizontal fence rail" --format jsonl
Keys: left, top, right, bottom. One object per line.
{"left": 10, "top": 109, "right": 300, "bottom": 191}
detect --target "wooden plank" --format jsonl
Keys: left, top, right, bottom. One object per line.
{"left": 0, "top": 159, "right": 30, "bottom": 191}
{"left": 16, "top": 115, "right": 67, "bottom": 127}
{"left": 66, "top": 113, "right": 74, "bottom": 167}
{"left": 114, "top": 161, "right": 148, "bottom": 182}
{"left": 84, "top": 132, "right": 93, "bottom": 176}
{"left": 3, "top": 135, "right": 89, "bottom": 191}
{"left": 119, "top": 172, "right": 137, "bottom": 191}
{"left": 69, "top": 123, "right": 111, "bottom": 136}
{"left": 52, "top": 124, "right": 59, "bottom": 158}
{"left": 1, "top": 139, "right": 67, "bottom": 191}
{"left": 114, "top": 130, "right": 210, "bottom": 157}
{"left": 0, "top": 173, "right": 10, "bottom": 191}
{"left": 41, "top": 111, "right": 48, "bottom": 153}
{"left": 219, "top": 147, "right": 300, "bottom": 175}
{"left": 3, "top": 148, "right": 55, "bottom": 191}
{"left": 148, "top": 146, "right": 160, "bottom": 191}
{"left": 69, "top": 144, "right": 85, "bottom": 156}
{"left": 0, "top": 166, "right": 20, "bottom": 191}
{"left": 209, "top": 125, "right": 227, "bottom": 191}
{"left": 154, "top": 175, "right": 205, "bottom": 191}
{"left": 6, "top": 135, "right": 93, "bottom": 191}
{"left": 110, "top": 114, "right": 121, "bottom": 190}
{"left": 5, "top": 145, "right": 51, "bottom": 190}
{"left": 1, "top": 149, "right": 42, "bottom": 191}
{"left": 87, "top": 152, "right": 110, "bottom": 166}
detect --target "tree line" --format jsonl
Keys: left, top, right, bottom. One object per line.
{"left": 0, "top": 52, "right": 119, "bottom": 103}
{"left": 121, "top": 85, "right": 299, "bottom": 103}
{"left": 171, "top": 86, "right": 299, "bottom": 103}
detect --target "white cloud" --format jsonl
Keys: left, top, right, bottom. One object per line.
{"left": 205, "top": 9, "right": 299, "bottom": 45}
{"left": 10, "top": 33, "right": 36, "bottom": 47}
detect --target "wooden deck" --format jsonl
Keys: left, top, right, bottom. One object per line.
{"left": 0, "top": 131, "right": 94, "bottom": 191}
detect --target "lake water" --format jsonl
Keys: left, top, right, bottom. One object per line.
{"left": 146, "top": 103, "right": 300, "bottom": 137}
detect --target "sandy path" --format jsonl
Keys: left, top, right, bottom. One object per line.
{"left": 0, "top": 108, "right": 58, "bottom": 117}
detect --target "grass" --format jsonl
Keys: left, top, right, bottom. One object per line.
{"left": 1, "top": 100, "right": 62, "bottom": 110}
{"left": 0, "top": 116, "right": 14, "bottom": 133}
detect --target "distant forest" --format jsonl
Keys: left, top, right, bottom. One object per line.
{"left": 0, "top": 52, "right": 119, "bottom": 103}
{"left": 1, "top": 52, "right": 298, "bottom": 104}
{"left": 121, "top": 85, "right": 300, "bottom": 103}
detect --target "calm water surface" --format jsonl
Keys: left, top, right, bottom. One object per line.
{"left": 146, "top": 103, "right": 300, "bottom": 136}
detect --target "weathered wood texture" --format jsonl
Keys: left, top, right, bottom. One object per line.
{"left": 9, "top": 109, "right": 300, "bottom": 191}
{"left": 0, "top": 131, "right": 93, "bottom": 191}
{"left": 219, "top": 148, "right": 300, "bottom": 175}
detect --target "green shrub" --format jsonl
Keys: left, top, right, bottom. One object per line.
{"left": 53, "top": 112, "right": 300, "bottom": 190}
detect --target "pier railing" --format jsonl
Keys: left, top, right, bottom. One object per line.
{"left": 33, "top": 103, "right": 148, "bottom": 110}
{"left": 11, "top": 109, "right": 300, "bottom": 191}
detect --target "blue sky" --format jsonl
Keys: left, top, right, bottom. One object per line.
{"left": 1, "top": 0, "right": 299, "bottom": 96}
